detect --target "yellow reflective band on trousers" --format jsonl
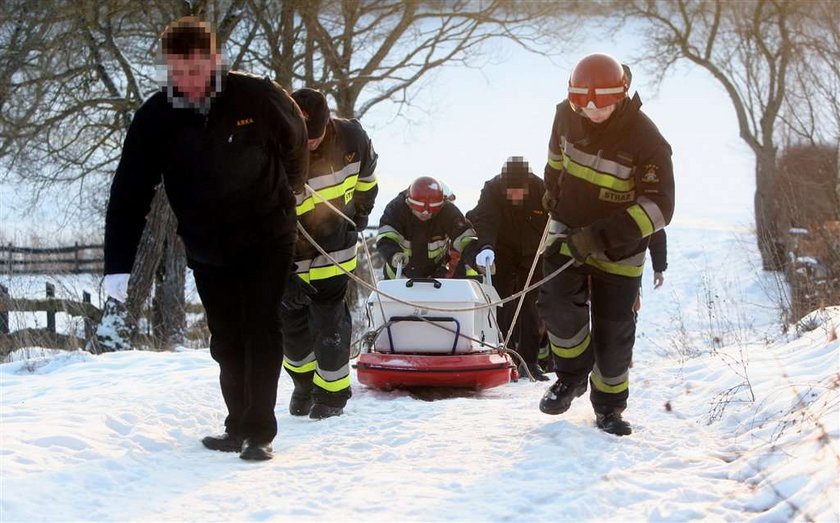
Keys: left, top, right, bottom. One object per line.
{"left": 551, "top": 334, "right": 590, "bottom": 358}
{"left": 283, "top": 356, "right": 317, "bottom": 374}
{"left": 313, "top": 365, "right": 351, "bottom": 392}
{"left": 591, "top": 371, "right": 629, "bottom": 394}
{"left": 558, "top": 243, "right": 644, "bottom": 278}
{"left": 296, "top": 174, "right": 360, "bottom": 216}
{"left": 626, "top": 204, "right": 654, "bottom": 238}
{"left": 547, "top": 154, "right": 635, "bottom": 192}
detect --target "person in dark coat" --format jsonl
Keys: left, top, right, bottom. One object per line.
{"left": 467, "top": 156, "right": 550, "bottom": 381}
{"left": 103, "top": 17, "right": 308, "bottom": 461}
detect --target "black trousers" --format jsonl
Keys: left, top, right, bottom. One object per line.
{"left": 537, "top": 252, "right": 640, "bottom": 412}
{"left": 192, "top": 241, "right": 294, "bottom": 442}
{"left": 281, "top": 274, "right": 352, "bottom": 407}
{"left": 494, "top": 252, "right": 543, "bottom": 365}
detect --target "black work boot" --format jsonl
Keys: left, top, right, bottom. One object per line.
{"left": 239, "top": 439, "right": 273, "bottom": 461}
{"left": 595, "top": 410, "right": 632, "bottom": 436}
{"left": 520, "top": 362, "right": 550, "bottom": 382}
{"left": 289, "top": 389, "right": 314, "bottom": 416}
{"left": 201, "top": 432, "right": 243, "bottom": 453}
{"left": 539, "top": 376, "right": 587, "bottom": 415}
{"left": 310, "top": 388, "right": 350, "bottom": 420}
{"left": 309, "top": 403, "right": 344, "bottom": 419}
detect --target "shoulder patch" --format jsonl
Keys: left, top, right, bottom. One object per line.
{"left": 641, "top": 164, "right": 660, "bottom": 183}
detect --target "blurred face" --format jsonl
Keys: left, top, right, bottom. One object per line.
{"left": 166, "top": 50, "right": 219, "bottom": 102}
{"left": 580, "top": 103, "right": 616, "bottom": 123}
{"left": 411, "top": 208, "right": 434, "bottom": 221}
{"left": 505, "top": 187, "right": 528, "bottom": 206}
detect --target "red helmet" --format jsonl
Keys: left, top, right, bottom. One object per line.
{"left": 568, "top": 53, "right": 628, "bottom": 109}
{"left": 406, "top": 176, "right": 445, "bottom": 216}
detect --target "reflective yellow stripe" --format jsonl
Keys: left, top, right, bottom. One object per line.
{"left": 551, "top": 333, "right": 590, "bottom": 358}
{"left": 560, "top": 155, "right": 635, "bottom": 192}
{"left": 377, "top": 231, "right": 404, "bottom": 244}
{"left": 308, "top": 256, "right": 357, "bottom": 282}
{"left": 558, "top": 244, "right": 644, "bottom": 277}
{"left": 356, "top": 178, "right": 377, "bottom": 192}
{"left": 296, "top": 174, "right": 360, "bottom": 216}
{"left": 548, "top": 157, "right": 564, "bottom": 171}
{"left": 385, "top": 262, "right": 397, "bottom": 279}
{"left": 465, "top": 268, "right": 479, "bottom": 276}
{"left": 428, "top": 247, "right": 446, "bottom": 259}
{"left": 591, "top": 373, "right": 629, "bottom": 393}
{"left": 283, "top": 359, "right": 317, "bottom": 374}
{"left": 313, "top": 373, "right": 351, "bottom": 392}
{"left": 626, "top": 204, "right": 653, "bottom": 238}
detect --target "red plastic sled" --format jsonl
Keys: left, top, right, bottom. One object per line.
{"left": 356, "top": 352, "right": 513, "bottom": 390}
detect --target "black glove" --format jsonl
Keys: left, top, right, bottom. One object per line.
{"left": 353, "top": 213, "right": 369, "bottom": 232}
{"left": 282, "top": 274, "right": 318, "bottom": 312}
{"left": 566, "top": 226, "right": 600, "bottom": 265}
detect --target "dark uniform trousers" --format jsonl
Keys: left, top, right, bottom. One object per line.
{"left": 192, "top": 240, "right": 294, "bottom": 442}
{"left": 495, "top": 252, "right": 543, "bottom": 366}
{"left": 538, "top": 251, "right": 640, "bottom": 412}
{"left": 281, "top": 274, "right": 352, "bottom": 406}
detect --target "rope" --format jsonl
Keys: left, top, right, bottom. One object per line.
{"left": 297, "top": 221, "right": 573, "bottom": 313}
{"left": 300, "top": 182, "right": 573, "bottom": 377}
{"left": 499, "top": 218, "right": 552, "bottom": 381}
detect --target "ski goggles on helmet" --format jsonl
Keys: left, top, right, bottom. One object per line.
{"left": 568, "top": 85, "right": 626, "bottom": 109}
{"left": 406, "top": 196, "right": 444, "bottom": 217}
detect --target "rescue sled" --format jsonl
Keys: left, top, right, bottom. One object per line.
{"left": 356, "top": 269, "right": 514, "bottom": 391}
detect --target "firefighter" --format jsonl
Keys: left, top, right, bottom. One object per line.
{"left": 376, "top": 177, "right": 478, "bottom": 280}
{"left": 538, "top": 53, "right": 675, "bottom": 436}
{"left": 103, "top": 18, "right": 308, "bottom": 460}
{"left": 281, "top": 88, "right": 378, "bottom": 419}
{"left": 467, "top": 156, "right": 549, "bottom": 381}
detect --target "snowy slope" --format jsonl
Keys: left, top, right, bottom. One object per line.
{"left": 1, "top": 224, "right": 838, "bottom": 522}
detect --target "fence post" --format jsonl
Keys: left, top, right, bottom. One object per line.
{"left": 82, "top": 291, "right": 93, "bottom": 340}
{"left": 46, "top": 282, "right": 56, "bottom": 333}
{"left": 74, "top": 242, "right": 80, "bottom": 274}
{"left": 0, "top": 284, "right": 9, "bottom": 334}
{"left": 6, "top": 243, "right": 11, "bottom": 276}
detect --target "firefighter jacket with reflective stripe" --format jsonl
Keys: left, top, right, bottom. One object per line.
{"left": 467, "top": 173, "right": 548, "bottom": 259}
{"left": 544, "top": 94, "right": 674, "bottom": 276}
{"left": 105, "top": 71, "right": 308, "bottom": 272}
{"left": 377, "top": 191, "right": 477, "bottom": 279}
{"left": 293, "top": 118, "right": 378, "bottom": 282}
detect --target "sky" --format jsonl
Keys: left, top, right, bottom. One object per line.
{"left": 0, "top": 24, "right": 757, "bottom": 244}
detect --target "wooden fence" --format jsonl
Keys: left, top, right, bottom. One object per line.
{"left": 0, "top": 243, "right": 104, "bottom": 275}
{"left": 0, "top": 282, "right": 102, "bottom": 356}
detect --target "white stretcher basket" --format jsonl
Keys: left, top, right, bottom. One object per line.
{"left": 366, "top": 274, "right": 502, "bottom": 354}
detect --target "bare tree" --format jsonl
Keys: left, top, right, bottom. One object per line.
{"left": 240, "top": 0, "right": 567, "bottom": 118}
{"left": 1, "top": 0, "right": 581, "bottom": 349}
{"left": 618, "top": 0, "right": 836, "bottom": 270}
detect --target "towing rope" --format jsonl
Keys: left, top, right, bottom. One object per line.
{"left": 300, "top": 183, "right": 574, "bottom": 381}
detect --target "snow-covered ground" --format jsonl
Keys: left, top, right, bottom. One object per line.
{"left": 2, "top": 223, "right": 838, "bottom": 521}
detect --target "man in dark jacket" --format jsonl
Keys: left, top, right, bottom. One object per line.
{"left": 467, "top": 157, "right": 550, "bottom": 381}
{"left": 280, "top": 88, "right": 378, "bottom": 420}
{"left": 102, "top": 18, "right": 308, "bottom": 460}
{"left": 538, "top": 54, "right": 675, "bottom": 436}
{"left": 376, "top": 177, "right": 478, "bottom": 279}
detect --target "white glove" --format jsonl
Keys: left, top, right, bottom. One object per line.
{"left": 475, "top": 248, "right": 495, "bottom": 268}
{"left": 104, "top": 273, "right": 130, "bottom": 302}
{"left": 391, "top": 252, "right": 409, "bottom": 266}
